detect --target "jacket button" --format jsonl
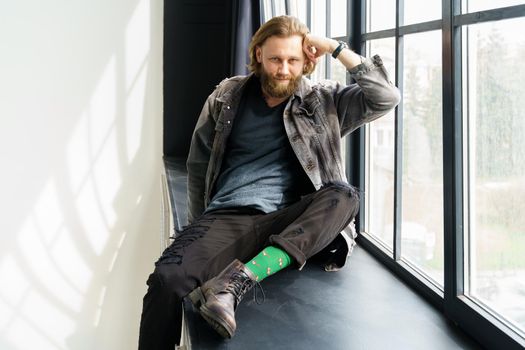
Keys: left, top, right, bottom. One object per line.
{"left": 291, "top": 135, "right": 300, "bottom": 142}
{"left": 306, "top": 162, "right": 315, "bottom": 171}
{"left": 226, "top": 105, "right": 231, "bottom": 110}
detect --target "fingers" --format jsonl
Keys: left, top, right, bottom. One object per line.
{"left": 304, "top": 45, "right": 317, "bottom": 60}
{"left": 304, "top": 48, "right": 318, "bottom": 64}
{"left": 304, "top": 34, "right": 332, "bottom": 58}
{"left": 303, "top": 35, "right": 319, "bottom": 64}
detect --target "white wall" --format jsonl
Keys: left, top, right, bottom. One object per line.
{"left": 0, "top": 1, "right": 163, "bottom": 349}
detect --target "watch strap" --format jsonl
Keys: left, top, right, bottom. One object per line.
{"left": 332, "top": 41, "right": 348, "bottom": 59}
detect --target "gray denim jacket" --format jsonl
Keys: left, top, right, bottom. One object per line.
{"left": 186, "top": 55, "right": 400, "bottom": 269}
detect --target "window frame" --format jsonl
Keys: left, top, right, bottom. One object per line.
{"left": 356, "top": 1, "right": 525, "bottom": 348}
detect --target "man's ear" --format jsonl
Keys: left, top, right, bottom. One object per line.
{"left": 256, "top": 46, "right": 262, "bottom": 63}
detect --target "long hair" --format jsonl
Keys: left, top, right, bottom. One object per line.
{"left": 248, "top": 15, "right": 316, "bottom": 76}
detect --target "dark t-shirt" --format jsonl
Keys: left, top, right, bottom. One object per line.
{"left": 206, "top": 77, "right": 312, "bottom": 213}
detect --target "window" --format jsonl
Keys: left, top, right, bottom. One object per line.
{"left": 261, "top": 0, "right": 525, "bottom": 347}
{"left": 362, "top": 0, "right": 525, "bottom": 347}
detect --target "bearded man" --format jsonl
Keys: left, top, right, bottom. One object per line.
{"left": 139, "top": 15, "right": 400, "bottom": 349}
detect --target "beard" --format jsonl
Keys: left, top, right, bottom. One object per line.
{"left": 259, "top": 68, "right": 302, "bottom": 99}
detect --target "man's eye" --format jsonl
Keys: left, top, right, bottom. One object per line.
{"left": 270, "top": 58, "right": 279, "bottom": 62}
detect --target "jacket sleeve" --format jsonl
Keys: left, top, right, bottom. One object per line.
{"left": 331, "top": 54, "right": 401, "bottom": 136}
{"left": 186, "top": 88, "right": 219, "bottom": 223}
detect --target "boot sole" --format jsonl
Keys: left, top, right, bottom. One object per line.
{"left": 188, "top": 287, "right": 235, "bottom": 339}
{"left": 199, "top": 304, "right": 234, "bottom": 339}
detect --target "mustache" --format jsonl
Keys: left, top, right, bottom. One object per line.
{"left": 273, "top": 74, "right": 293, "bottom": 80}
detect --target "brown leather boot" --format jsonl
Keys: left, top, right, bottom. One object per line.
{"left": 188, "top": 259, "right": 257, "bottom": 339}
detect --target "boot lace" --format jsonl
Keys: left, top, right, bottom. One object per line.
{"left": 226, "top": 272, "right": 265, "bottom": 306}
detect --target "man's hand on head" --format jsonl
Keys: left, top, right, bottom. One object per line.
{"left": 302, "top": 34, "right": 339, "bottom": 64}
{"left": 303, "top": 34, "right": 362, "bottom": 70}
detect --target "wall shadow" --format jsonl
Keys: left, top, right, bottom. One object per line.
{"left": 0, "top": 1, "right": 163, "bottom": 349}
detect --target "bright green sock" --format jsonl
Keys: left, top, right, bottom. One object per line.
{"left": 245, "top": 246, "right": 292, "bottom": 282}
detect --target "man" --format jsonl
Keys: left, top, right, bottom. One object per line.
{"left": 139, "top": 15, "right": 399, "bottom": 349}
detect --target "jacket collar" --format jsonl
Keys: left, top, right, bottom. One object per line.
{"left": 215, "top": 74, "right": 253, "bottom": 106}
{"left": 294, "top": 76, "right": 314, "bottom": 102}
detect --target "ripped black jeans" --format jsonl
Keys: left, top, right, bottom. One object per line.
{"left": 138, "top": 182, "right": 360, "bottom": 350}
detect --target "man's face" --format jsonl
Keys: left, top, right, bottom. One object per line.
{"left": 256, "top": 35, "right": 306, "bottom": 98}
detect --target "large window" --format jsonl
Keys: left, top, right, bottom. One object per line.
{"left": 361, "top": 0, "right": 525, "bottom": 348}
{"left": 262, "top": 0, "right": 525, "bottom": 348}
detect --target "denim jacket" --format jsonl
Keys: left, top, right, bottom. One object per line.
{"left": 186, "top": 55, "right": 400, "bottom": 269}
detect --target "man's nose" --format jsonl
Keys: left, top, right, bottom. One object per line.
{"left": 279, "top": 62, "right": 290, "bottom": 75}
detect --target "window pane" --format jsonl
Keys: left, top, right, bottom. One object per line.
{"left": 288, "top": 0, "right": 307, "bottom": 24}
{"left": 463, "top": 0, "right": 525, "bottom": 13}
{"left": 329, "top": 57, "right": 347, "bottom": 85}
{"left": 310, "top": 1, "right": 327, "bottom": 82}
{"left": 464, "top": 17, "right": 525, "bottom": 334}
{"left": 331, "top": 0, "right": 347, "bottom": 37}
{"left": 366, "top": 0, "right": 396, "bottom": 32}
{"left": 311, "top": 56, "right": 327, "bottom": 83}
{"left": 365, "top": 38, "right": 396, "bottom": 250}
{"left": 402, "top": 30, "right": 443, "bottom": 286}
{"left": 404, "top": 0, "right": 441, "bottom": 25}
{"left": 311, "top": 0, "right": 326, "bottom": 37}
{"left": 274, "top": 0, "right": 286, "bottom": 16}
{"left": 262, "top": 0, "right": 273, "bottom": 21}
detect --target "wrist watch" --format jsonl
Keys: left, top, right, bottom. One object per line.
{"left": 332, "top": 41, "right": 348, "bottom": 59}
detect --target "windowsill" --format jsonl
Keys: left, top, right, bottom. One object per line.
{"left": 183, "top": 245, "right": 481, "bottom": 349}
{"left": 163, "top": 158, "right": 481, "bottom": 349}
